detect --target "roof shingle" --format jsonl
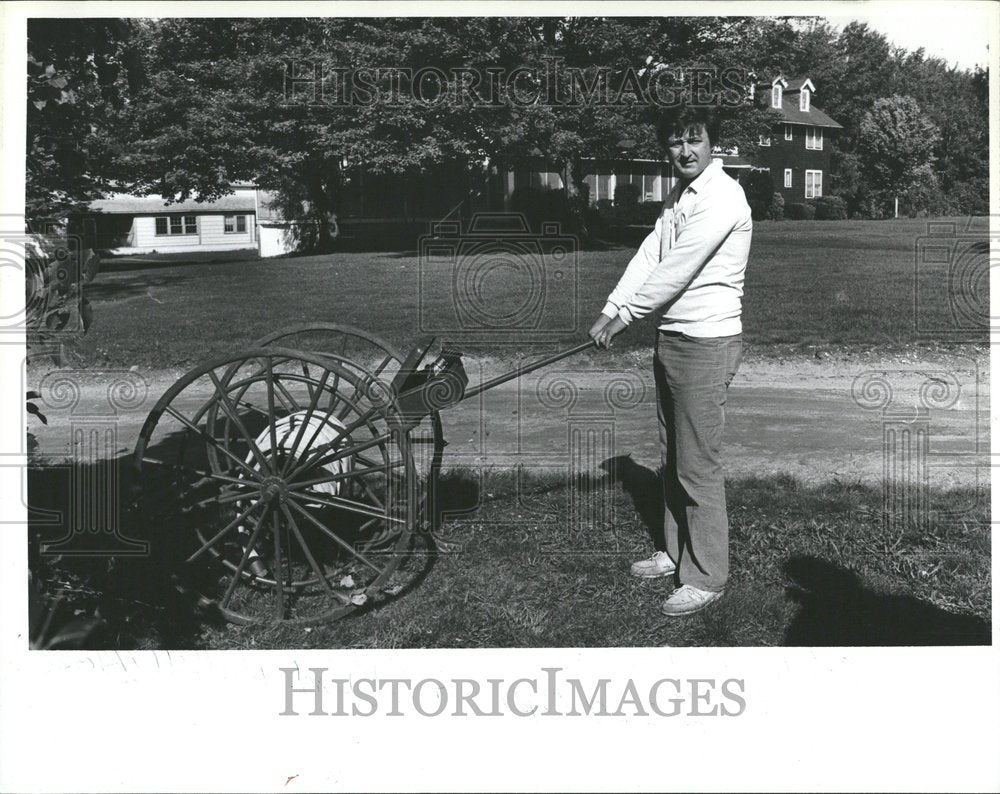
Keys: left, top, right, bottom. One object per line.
{"left": 85, "top": 193, "right": 256, "bottom": 215}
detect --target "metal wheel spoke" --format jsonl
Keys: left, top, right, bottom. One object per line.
{"left": 220, "top": 503, "right": 270, "bottom": 609}
{"left": 163, "top": 405, "right": 264, "bottom": 481}
{"left": 271, "top": 374, "right": 301, "bottom": 413}
{"left": 288, "top": 459, "right": 401, "bottom": 491}
{"left": 189, "top": 488, "right": 260, "bottom": 511}
{"left": 293, "top": 430, "right": 393, "bottom": 481}
{"left": 208, "top": 370, "right": 275, "bottom": 475}
{"left": 280, "top": 370, "right": 331, "bottom": 478}
{"left": 299, "top": 360, "right": 315, "bottom": 404}
{"left": 262, "top": 358, "right": 285, "bottom": 464}
{"left": 353, "top": 453, "right": 385, "bottom": 469}
{"left": 140, "top": 456, "right": 257, "bottom": 489}
{"left": 285, "top": 499, "right": 386, "bottom": 576}
{"left": 235, "top": 399, "right": 269, "bottom": 417}
{"left": 272, "top": 510, "right": 285, "bottom": 619}
{"left": 186, "top": 499, "right": 264, "bottom": 563}
{"left": 287, "top": 489, "right": 402, "bottom": 524}
{"left": 279, "top": 503, "right": 351, "bottom": 604}
{"left": 355, "top": 475, "right": 385, "bottom": 510}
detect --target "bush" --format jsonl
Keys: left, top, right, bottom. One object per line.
{"left": 785, "top": 202, "right": 816, "bottom": 220}
{"left": 743, "top": 170, "right": 775, "bottom": 221}
{"left": 812, "top": 196, "right": 848, "bottom": 220}
{"left": 768, "top": 192, "right": 784, "bottom": 221}
{"left": 613, "top": 182, "right": 641, "bottom": 208}
{"left": 636, "top": 200, "right": 664, "bottom": 226}
{"left": 509, "top": 187, "right": 583, "bottom": 234}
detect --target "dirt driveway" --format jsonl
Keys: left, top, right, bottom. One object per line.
{"left": 29, "top": 350, "right": 988, "bottom": 490}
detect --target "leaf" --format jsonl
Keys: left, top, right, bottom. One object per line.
{"left": 26, "top": 402, "right": 48, "bottom": 425}
{"left": 33, "top": 99, "right": 47, "bottom": 110}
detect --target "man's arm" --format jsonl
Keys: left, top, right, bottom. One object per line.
{"left": 617, "top": 196, "right": 740, "bottom": 325}
{"left": 600, "top": 213, "right": 665, "bottom": 319}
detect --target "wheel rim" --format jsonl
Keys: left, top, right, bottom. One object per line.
{"left": 134, "top": 348, "right": 418, "bottom": 625}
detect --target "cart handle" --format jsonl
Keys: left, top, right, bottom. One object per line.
{"left": 461, "top": 339, "right": 596, "bottom": 401}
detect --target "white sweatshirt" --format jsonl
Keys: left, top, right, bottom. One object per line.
{"left": 601, "top": 159, "right": 752, "bottom": 337}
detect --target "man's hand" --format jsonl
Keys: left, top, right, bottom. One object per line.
{"left": 590, "top": 314, "right": 627, "bottom": 349}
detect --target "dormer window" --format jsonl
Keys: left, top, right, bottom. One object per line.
{"left": 800, "top": 88, "right": 810, "bottom": 112}
{"left": 772, "top": 84, "right": 782, "bottom": 108}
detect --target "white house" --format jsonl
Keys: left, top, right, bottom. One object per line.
{"left": 73, "top": 184, "right": 304, "bottom": 258}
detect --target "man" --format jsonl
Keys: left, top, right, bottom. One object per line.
{"left": 589, "top": 106, "right": 751, "bottom": 617}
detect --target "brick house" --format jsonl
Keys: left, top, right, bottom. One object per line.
{"left": 750, "top": 75, "right": 843, "bottom": 203}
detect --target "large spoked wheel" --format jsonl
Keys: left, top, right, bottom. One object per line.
{"left": 134, "top": 348, "right": 418, "bottom": 625}
{"left": 248, "top": 322, "right": 445, "bottom": 530}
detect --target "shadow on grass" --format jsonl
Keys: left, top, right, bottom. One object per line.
{"left": 27, "top": 437, "right": 484, "bottom": 649}
{"left": 27, "top": 465, "right": 219, "bottom": 650}
{"left": 85, "top": 273, "right": 193, "bottom": 301}
{"left": 783, "top": 555, "right": 990, "bottom": 646}
{"left": 600, "top": 454, "right": 664, "bottom": 549}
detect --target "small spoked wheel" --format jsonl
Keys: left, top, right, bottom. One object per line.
{"left": 134, "top": 348, "right": 418, "bottom": 625}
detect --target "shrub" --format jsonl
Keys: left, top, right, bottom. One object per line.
{"left": 785, "top": 202, "right": 816, "bottom": 220}
{"left": 613, "top": 181, "right": 641, "bottom": 209}
{"left": 743, "top": 170, "right": 775, "bottom": 221}
{"left": 636, "top": 200, "right": 664, "bottom": 226}
{"left": 510, "top": 187, "right": 582, "bottom": 234}
{"left": 812, "top": 196, "right": 848, "bottom": 220}
{"left": 768, "top": 192, "right": 784, "bottom": 221}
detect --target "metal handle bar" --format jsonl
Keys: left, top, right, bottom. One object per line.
{"left": 461, "top": 339, "right": 596, "bottom": 401}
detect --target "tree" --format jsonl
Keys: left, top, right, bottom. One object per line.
{"left": 857, "top": 95, "right": 940, "bottom": 216}
{"left": 26, "top": 19, "right": 142, "bottom": 227}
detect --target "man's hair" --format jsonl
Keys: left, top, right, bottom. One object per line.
{"left": 656, "top": 106, "right": 722, "bottom": 149}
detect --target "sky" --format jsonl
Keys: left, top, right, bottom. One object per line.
{"left": 823, "top": 2, "right": 993, "bottom": 71}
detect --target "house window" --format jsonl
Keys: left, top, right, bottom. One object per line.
{"left": 805, "top": 170, "right": 823, "bottom": 199}
{"left": 800, "top": 89, "right": 810, "bottom": 112}
{"left": 784, "top": 169, "right": 792, "bottom": 189}
{"left": 759, "top": 135, "right": 771, "bottom": 147}
{"left": 155, "top": 215, "right": 197, "bottom": 236}
{"left": 224, "top": 214, "right": 248, "bottom": 233}
{"left": 805, "top": 127, "right": 824, "bottom": 150}
{"left": 784, "top": 124, "right": 793, "bottom": 141}
{"left": 772, "top": 84, "right": 782, "bottom": 108}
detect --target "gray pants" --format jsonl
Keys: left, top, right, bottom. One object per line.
{"left": 654, "top": 330, "right": 743, "bottom": 592}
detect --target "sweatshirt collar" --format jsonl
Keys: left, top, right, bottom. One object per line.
{"left": 680, "top": 159, "right": 723, "bottom": 195}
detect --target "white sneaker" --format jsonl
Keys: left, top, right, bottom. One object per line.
{"left": 630, "top": 551, "right": 676, "bottom": 579}
{"left": 661, "top": 584, "right": 724, "bottom": 616}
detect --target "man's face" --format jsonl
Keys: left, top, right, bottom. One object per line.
{"left": 664, "top": 124, "right": 713, "bottom": 182}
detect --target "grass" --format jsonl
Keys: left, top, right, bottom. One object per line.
{"left": 72, "top": 217, "right": 989, "bottom": 370}
{"left": 28, "top": 464, "right": 991, "bottom": 650}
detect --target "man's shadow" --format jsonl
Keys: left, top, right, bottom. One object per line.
{"left": 600, "top": 454, "right": 664, "bottom": 548}
{"left": 783, "top": 555, "right": 990, "bottom": 646}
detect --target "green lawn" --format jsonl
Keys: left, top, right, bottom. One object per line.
{"left": 75, "top": 217, "right": 988, "bottom": 369}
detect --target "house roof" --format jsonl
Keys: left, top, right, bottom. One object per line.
{"left": 757, "top": 75, "right": 841, "bottom": 128}
{"left": 783, "top": 77, "right": 814, "bottom": 92}
{"left": 85, "top": 193, "right": 256, "bottom": 215}
{"left": 773, "top": 95, "right": 843, "bottom": 129}
{"left": 715, "top": 155, "right": 756, "bottom": 169}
